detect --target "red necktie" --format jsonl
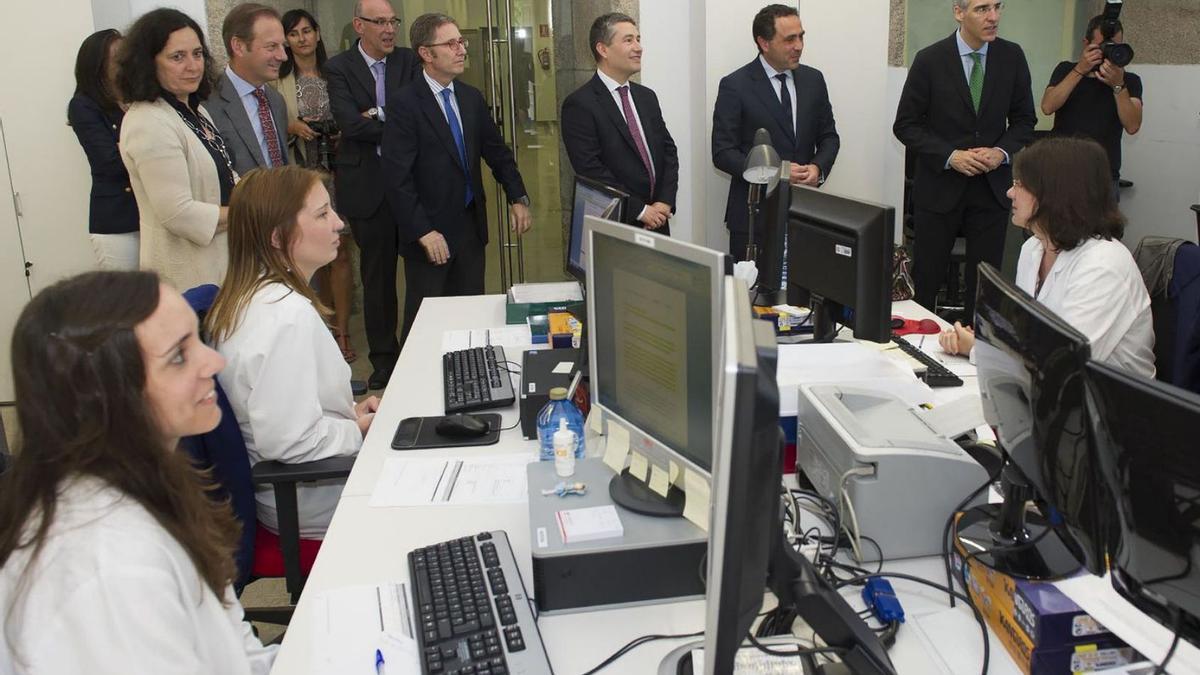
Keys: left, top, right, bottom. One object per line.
{"left": 617, "top": 85, "right": 654, "bottom": 195}
{"left": 252, "top": 87, "right": 284, "bottom": 167}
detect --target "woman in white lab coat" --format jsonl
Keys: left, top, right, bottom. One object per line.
{"left": 206, "top": 166, "right": 379, "bottom": 539}
{"left": 939, "top": 136, "right": 1155, "bottom": 378}
{"left": 0, "top": 271, "right": 276, "bottom": 674}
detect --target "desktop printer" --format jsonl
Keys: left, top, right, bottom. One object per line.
{"left": 795, "top": 384, "right": 989, "bottom": 560}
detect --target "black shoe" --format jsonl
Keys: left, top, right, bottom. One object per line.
{"left": 367, "top": 366, "right": 393, "bottom": 390}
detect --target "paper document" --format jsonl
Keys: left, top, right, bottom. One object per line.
{"left": 370, "top": 454, "right": 535, "bottom": 507}
{"left": 775, "top": 342, "right": 934, "bottom": 415}
{"left": 690, "top": 646, "right": 806, "bottom": 673}
{"left": 508, "top": 281, "right": 583, "bottom": 304}
{"left": 441, "top": 325, "right": 531, "bottom": 353}
{"left": 918, "top": 395, "right": 987, "bottom": 440}
{"left": 310, "top": 581, "right": 419, "bottom": 675}
{"left": 900, "top": 333, "right": 976, "bottom": 377}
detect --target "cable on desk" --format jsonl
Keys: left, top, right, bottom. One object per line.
{"left": 745, "top": 632, "right": 846, "bottom": 660}
{"left": 498, "top": 416, "right": 523, "bottom": 432}
{"left": 1154, "top": 608, "right": 1183, "bottom": 675}
{"left": 576, "top": 630, "right": 703, "bottom": 675}
{"left": 941, "top": 452, "right": 1006, "bottom": 608}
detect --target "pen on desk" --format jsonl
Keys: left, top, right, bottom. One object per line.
{"left": 375, "top": 648, "right": 386, "bottom": 675}
{"left": 919, "top": 334, "right": 926, "bottom": 350}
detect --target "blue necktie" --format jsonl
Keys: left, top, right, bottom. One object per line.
{"left": 440, "top": 88, "right": 473, "bottom": 206}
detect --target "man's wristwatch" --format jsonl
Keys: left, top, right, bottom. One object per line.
{"left": 366, "top": 107, "right": 381, "bottom": 119}
{"left": 1112, "top": 84, "right": 1126, "bottom": 95}
{"left": 510, "top": 195, "right": 531, "bottom": 208}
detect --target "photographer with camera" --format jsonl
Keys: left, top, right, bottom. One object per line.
{"left": 1041, "top": 6, "right": 1142, "bottom": 200}
{"left": 269, "top": 9, "right": 357, "bottom": 363}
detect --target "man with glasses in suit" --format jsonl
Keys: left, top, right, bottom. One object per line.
{"left": 325, "top": 0, "right": 419, "bottom": 389}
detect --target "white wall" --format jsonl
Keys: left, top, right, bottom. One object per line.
{"left": 1117, "top": 65, "right": 1200, "bottom": 247}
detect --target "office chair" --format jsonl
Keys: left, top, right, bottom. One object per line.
{"left": 1191, "top": 204, "right": 1199, "bottom": 243}
{"left": 1134, "top": 238, "right": 1200, "bottom": 395}
{"left": 181, "top": 285, "right": 355, "bottom": 625}
{"left": 0, "top": 415, "right": 9, "bottom": 476}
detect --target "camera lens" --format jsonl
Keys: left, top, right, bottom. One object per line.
{"left": 1101, "top": 41, "right": 1134, "bottom": 68}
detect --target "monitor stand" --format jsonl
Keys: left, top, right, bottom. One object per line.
{"left": 807, "top": 293, "right": 840, "bottom": 343}
{"left": 953, "top": 463, "right": 1081, "bottom": 579}
{"left": 609, "top": 470, "right": 686, "bottom": 517}
{"left": 657, "top": 637, "right": 814, "bottom": 675}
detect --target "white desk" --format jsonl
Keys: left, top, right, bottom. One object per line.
{"left": 269, "top": 295, "right": 1190, "bottom": 675}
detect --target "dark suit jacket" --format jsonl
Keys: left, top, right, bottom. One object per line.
{"left": 560, "top": 74, "right": 678, "bottom": 227}
{"left": 68, "top": 94, "right": 139, "bottom": 234}
{"left": 382, "top": 76, "right": 527, "bottom": 254}
{"left": 325, "top": 42, "right": 419, "bottom": 219}
{"left": 712, "top": 59, "right": 840, "bottom": 235}
{"left": 205, "top": 72, "right": 290, "bottom": 176}
{"left": 893, "top": 34, "right": 1036, "bottom": 213}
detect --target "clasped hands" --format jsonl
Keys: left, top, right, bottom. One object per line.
{"left": 789, "top": 163, "right": 822, "bottom": 187}
{"left": 418, "top": 202, "right": 532, "bottom": 266}
{"left": 638, "top": 202, "right": 673, "bottom": 230}
{"left": 949, "top": 147, "right": 1005, "bottom": 177}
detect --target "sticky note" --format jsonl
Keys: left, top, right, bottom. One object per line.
{"left": 587, "top": 408, "right": 603, "bottom": 434}
{"left": 668, "top": 460, "right": 681, "bottom": 485}
{"left": 629, "top": 451, "right": 649, "bottom": 482}
{"left": 682, "top": 469, "right": 711, "bottom": 532}
{"left": 602, "top": 422, "right": 629, "bottom": 473}
{"left": 648, "top": 464, "right": 670, "bottom": 497}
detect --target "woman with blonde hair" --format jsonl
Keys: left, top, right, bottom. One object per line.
{"left": 0, "top": 271, "right": 275, "bottom": 672}
{"left": 207, "top": 166, "right": 378, "bottom": 538}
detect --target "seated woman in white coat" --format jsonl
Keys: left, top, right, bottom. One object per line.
{"left": 0, "top": 271, "right": 276, "bottom": 674}
{"left": 940, "top": 136, "right": 1155, "bottom": 378}
{"left": 206, "top": 166, "right": 379, "bottom": 538}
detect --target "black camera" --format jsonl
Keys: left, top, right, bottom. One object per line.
{"left": 304, "top": 119, "right": 339, "bottom": 172}
{"left": 1098, "top": 0, "right": 1134, "bottom": 68}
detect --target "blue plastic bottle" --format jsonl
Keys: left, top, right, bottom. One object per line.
{"left": 537, "top": 387, "right": 585, "bottom": 461}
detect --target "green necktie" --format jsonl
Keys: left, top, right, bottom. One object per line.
{"left": 969, "top": 52, "right": 984, "bottom": 112}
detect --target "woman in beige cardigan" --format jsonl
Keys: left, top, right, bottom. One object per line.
{"left": 117, "top": 9, "right": 236, "bottom": 290}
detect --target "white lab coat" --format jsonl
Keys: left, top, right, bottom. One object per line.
{"left": 216, "top": 282, "right": 361, "bottom": 538}
{"left": 1015, "top": 235, "right": 1156, "bottom": 378}
{"left": 0, "top": 476, "right": 277, "bottom": 675}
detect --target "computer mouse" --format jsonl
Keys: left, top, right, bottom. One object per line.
{"left": 435, "top": 414, "right": 491, "bottom": 438}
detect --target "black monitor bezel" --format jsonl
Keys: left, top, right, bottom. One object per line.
{"left": 567, "top": 176, "right": 628, "bottom": 283}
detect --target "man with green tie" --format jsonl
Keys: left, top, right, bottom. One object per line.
{"left": 893, "top": 0, "right": 1035, "bottom": 322}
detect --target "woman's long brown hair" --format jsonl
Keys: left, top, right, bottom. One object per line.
{"left": 0, "top": 271, "right": 241, "bottom": 652}
{"left": 206, "top": 165, "right": 330, "bottom": 344}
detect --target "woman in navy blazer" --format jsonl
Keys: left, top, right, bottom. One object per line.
{"left": 68, "top": 29, "right": 140, "bottom": 270}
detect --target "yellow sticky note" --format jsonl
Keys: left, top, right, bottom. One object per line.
{"left": 668, "top": 460, "right": 681, "bottom": 485}
{"left": 628, "top": 451, "right": 649, "bottom": 482}
{"left": 682, "top": 469, "right": 711, "bottom": 532}
{"left": 587, "top": 407, "right": 603, "bottom": 434}
{"left": 648, "top": 464, "right": 670, "bottom": 497}
{"left": 602, "top": 422, "right": 629, "bottom": 473}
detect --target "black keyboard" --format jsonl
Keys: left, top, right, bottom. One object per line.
{"left": 409, "top": 531, "right": 553, "bottom": 675}
{"left": 443, "top": 346, "right": 516, "bottom": 414}
{"left": 891, "top": 335, "right": 964, "bottom": 388}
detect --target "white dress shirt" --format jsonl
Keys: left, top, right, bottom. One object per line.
{"left": 424, "top": 70, "right": 465, "bottom": 134}
{"left": 0, "top": 476, "right": 277, "bottom": 675}
{"left": 758, "top": 54, "right": 796, "bottom": 137}
{"left": 216, "top": 282, "right": 361, "bottom": 538}
{"left": 1015, "top": 235, "right": 1156, "bottom": 378}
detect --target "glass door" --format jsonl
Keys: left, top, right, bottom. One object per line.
{"left": 394, "top": 0, "right": 565, "bottom": 292}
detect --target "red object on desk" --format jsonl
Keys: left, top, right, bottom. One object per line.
{"left": 892, "top": 316, "right": 941, "bottom": 336}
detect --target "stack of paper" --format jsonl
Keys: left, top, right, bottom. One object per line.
{"left": 555, "top": 505, "right": 624, "bottom": 544}
{"left": 370, "top": 454, "right": 536, "bottom": 507}
{"left": 508, "top": 281, "right": 583, "bottom": 304}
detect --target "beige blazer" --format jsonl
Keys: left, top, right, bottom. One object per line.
{"left": 267, "top": 73, "right": 303, "bottom": 164}
{"left": 120, "top": 98, "right": 228, "bottom": 290}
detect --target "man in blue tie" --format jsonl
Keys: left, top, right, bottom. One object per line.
{"left": 382, "top": 12, "right": 531, "bottom": 344}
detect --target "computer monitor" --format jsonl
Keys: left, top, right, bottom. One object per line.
{"left": 786, "top": 186, "right": 894, "bottom": 343}
{"left": 584, "top": 215, "right": 724, "bottom": 516}
{"left": 751, "top": 169, "right": 792, "bottom": 305}
{"left": 956, "top": 263, "right": 1105, "bottom": 579}
{"left": 1084, "top": 359, "right": 1200, "bottom": 649}
{"left": 567, "top": 176, "right": 627, "bottom": 282}
{"left": 694, "top": 276, "right": 895, "bottom": 675}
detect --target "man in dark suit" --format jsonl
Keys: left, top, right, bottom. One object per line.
{"left": 382, "top": 12, "right": 531, "bottom": 344}
{"left": 713, "top": 4, "right": 840, "bottom": 261}
{"left": 205, "top": 3, "right": 289, "bottom": 175}
{"left": 561, "top": 13, "right": 678, "bottom": 233}
{"left": 893, "top": 0, "right": 1035, "bottom": 321}
{"left": 326, "top": 0, "right": 419, "bottom": 389}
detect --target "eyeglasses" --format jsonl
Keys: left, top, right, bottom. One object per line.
{"left": 969, "top": 2, "right": 1003, "bottom": 16}
{"left": 426, "top": 38, "right": 469, "bottom": 51}
{"left": 356, "top": 16, "right": 401, "bottom": 28}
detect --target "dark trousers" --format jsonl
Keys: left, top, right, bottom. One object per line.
{"left": 400, "top": 205, "right": 486, "bottom": 344}
{"left": 913, "top": 176, "right": 1008, "bottom": 323}
{"left": 348, "top": 202, "right": 400, "bottom": 372}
